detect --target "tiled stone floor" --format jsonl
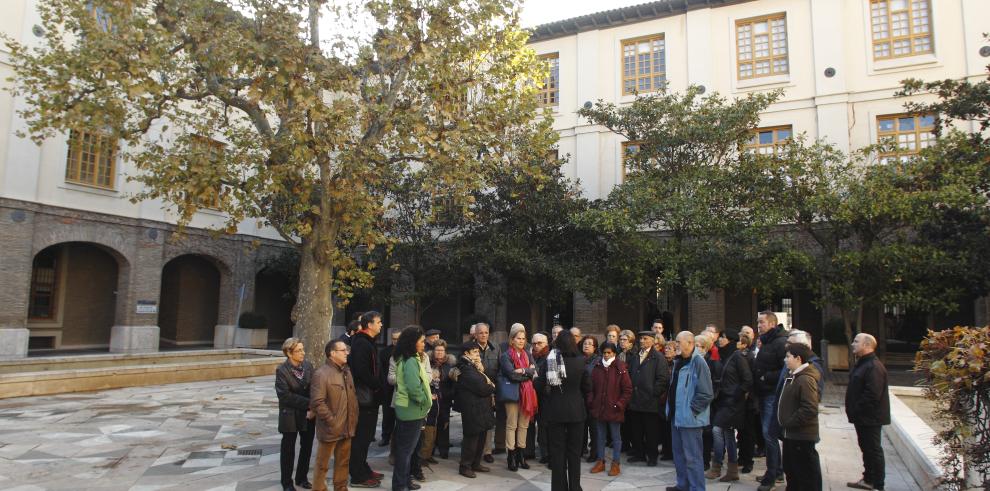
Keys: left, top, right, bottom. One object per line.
{"left": 0, "top": 376, "right": 921, "bottom": 490}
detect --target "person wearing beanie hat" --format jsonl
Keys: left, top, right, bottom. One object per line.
{"left": 706, "top": 327, "right": 753, "bottom": 482}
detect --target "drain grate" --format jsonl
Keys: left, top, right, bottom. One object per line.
{"left": 237, "top": 449, "right": 262, "bottom": 456}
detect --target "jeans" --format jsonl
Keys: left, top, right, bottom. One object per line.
{"left": 760, "top": 396, "right": 782, "bottom": 483}
{"left": 671, "top": 426, "right": 705, "bottom": 491}
{"left": 349, "top": 405, "right": 379, "bottom": 482}
{"left": 854, "top": 424, "right": 886, "bottom": 490}
{"left": 782, "top": 438, "right": 822, "bottom": 491}
{"left": 392, "top": 418, "right": 424, "bottom": 491}
{"left": 712, "top": 425, "right": 738, "bottom": 465}
{"left": 547, "top": 420, "right": 583, "bottom": 491}
{"left": 280, "top": 429, "right": 314, "bottom": 486}
{"left": 595, "top": 420, "right": 622, "bottom": 461}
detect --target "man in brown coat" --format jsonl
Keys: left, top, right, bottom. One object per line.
{"left": 311, "top": 340, "right": 360, "bottom": 491}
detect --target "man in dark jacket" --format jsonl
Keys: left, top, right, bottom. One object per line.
{"left": 627, "top": 330, "right": 670, "bottom": 466}
{"left": 474, "top": 323, "right": 504, "bottom": 462}
{"left": 845, "top": 333, "right": 890, "bottom": 491}
{"left": 777, "top": 344, "right": 822, "bottom": 491}
{"left": 347, "top": 311, "right": 385, "bottom": 488}
{"left": 527, "top": 332, "right": 551, "bottom": 463}
{"left": 753, "top": 311, "right": 788, "bottom": 488}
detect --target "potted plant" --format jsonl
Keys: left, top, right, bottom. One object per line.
{"left": 234, "top": 312, "right": 269, "bottom": 349}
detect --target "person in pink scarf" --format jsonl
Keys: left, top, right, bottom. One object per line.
{"left": 497, "top": 323, "right": 538, "bottom": 471}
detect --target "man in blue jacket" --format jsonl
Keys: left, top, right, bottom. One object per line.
{"left": 666, "top": 331, "right": 714, "bottom": 491}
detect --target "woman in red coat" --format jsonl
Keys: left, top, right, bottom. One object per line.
{"left": 586, "top": 342, "right": 633, "bottom": 476}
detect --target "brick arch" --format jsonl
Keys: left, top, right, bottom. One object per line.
{"left": 161, "top": 248, "right": 232, "bottom": 276}
{"left": 32, "top": 228, "right": 132, "bottom": 269}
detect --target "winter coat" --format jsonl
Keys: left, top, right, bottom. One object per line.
{"left": 453, "top": 358, "right": 496, "bottom": 436}
{"left": 478, "top": 342, "right": 501, "bottom": 382}
{"left": 535, "top": 354, "right": 591, "bottom": 424}
{"left": 627, "top": 348, "right": 670, "bottom": 414}
{"left": 395, "top": 355, "right": 432, "bottom": 421}
{"left": 667, "top": 349, "right": 714, "bottom": 429}
{"left": 845, "top": 353, "right": 891, "bottom": 426}
{"left": 275, "top": 360, "right": 314, "bottom": 433}
{"left": 753, "top": 324, "right": 788, "bottom": 397}
{"left": 586, "top": 358, "right": 633, "bottom": 422}
{"left": 497, "top": 348, "right": 537, "bottom": 401}
{"left": 712, "top": 350, "right": 753, "bottom": 429}
{"left": 310, "top": 360, "right": 359, "bottom": 443}
{"left": 777, "top": 363, "right": 821, "bottom": 441}
{"left": 349, "top": 331, "right": 382, "bottom": 407}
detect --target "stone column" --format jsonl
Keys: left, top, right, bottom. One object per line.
{"left": 110, "top": 227, "right": 163, "bottom": 353}
{"left": 0, "top": 207, "right": 35, "bottom": 358}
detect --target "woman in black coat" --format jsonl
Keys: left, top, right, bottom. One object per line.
{"left": 275, "top": 338, "right": 315, "bottom": 491}
{"left": 453, "top": 341, "right": 496, "bottom": 478}
{"left": 536, "top": 332, "right": 591, "bottom": 491}
{"left": 708, "top": 328, "right": 753, "bottom": 482}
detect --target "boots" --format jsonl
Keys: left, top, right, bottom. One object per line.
{"left": 507, "top": 449, "right": 518, "bottom": 471}
{"left": 419, "top": 426, "right": 438, "bottom": 464}
{"left": 608, "top": 461, "right": 621, "bottom": 477}
{"left": 516, "top": 450, "right": 530, "bottom": 470}
{"left": 590, "top": 460, "right": 606, "bottom": 474}
{"left": 705, "top": 461, "right": 723, "bottom": 480}
{"left": 720, "top": 462, "right": 740, "bottom": 482}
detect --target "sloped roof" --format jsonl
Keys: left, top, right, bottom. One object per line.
{"left": 528, "top": 0, "right": 755, "bottom": 43}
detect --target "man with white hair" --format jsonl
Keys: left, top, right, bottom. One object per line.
{"left": 528, "top": 332, "right": 551, "bottom": 463}
{"left": 845, "top": 334, "right": 890, "bottom": 491}
{"left": 666, "top": 331, "right": 714, "bottom": 491}
{"left": 765, "top": 329, "right": 826, "bottom": 463}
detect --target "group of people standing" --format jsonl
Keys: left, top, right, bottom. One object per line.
{"left": 272, "top": 310, "right": 892, "bottom": 491}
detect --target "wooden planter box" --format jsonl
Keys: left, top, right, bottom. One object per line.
{"left": 827, "top": 343, "right": 850, "bottom": 370}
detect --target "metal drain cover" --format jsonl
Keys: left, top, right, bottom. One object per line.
{"left": 237, "top": 449, "right": 263, "bottom": 456}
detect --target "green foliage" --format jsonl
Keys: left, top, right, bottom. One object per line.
{"left": 238, "top": 311, "right": 268, "bottom": 330}
{"left": 916, "top": 326, "right": 990, "bottom": 490}
{"left": 823, "top": 318, "right": 848, "bottom": 345}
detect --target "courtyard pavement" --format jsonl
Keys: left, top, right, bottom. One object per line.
{"left": 0, "top": 375, "right": 922, "bottom": 491}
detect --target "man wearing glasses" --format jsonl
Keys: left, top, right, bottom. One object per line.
{"left": 311, "top": 340, "right": 359, "bottom": 491}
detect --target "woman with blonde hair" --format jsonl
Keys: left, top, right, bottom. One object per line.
{"left": 275, "top": 338, "right": 315, "bottom": 491}
{"left": 498, "top": 323, "right": 538, "bottom": 471}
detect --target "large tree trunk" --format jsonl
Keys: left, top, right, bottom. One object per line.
{"left": 529, "top": 301, "right": 545, "bottom": 333}
{"left": 292, "top": 235, "right": 334, "bottom": 366}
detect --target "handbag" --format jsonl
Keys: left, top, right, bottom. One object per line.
{"left": 496, "top": 373, "right": 520, "bottom": 402}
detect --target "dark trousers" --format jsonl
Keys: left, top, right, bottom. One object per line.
{"left": 548, "top": 420, "right": 584, "bottom": 491}
{"left": 349, "top": 405, "right": 379, "bottom": 482}
{"left": 280, "top": 429, "right": 315, "bottom": 486}
{"left": 537, "top": 412, "right": 549, "bottom": 459}
{"left": 738, "top": 404, "right": 758, "bottom": 467}
{"left": 660, "top": 415, "right": 673, "bottom": 458}
{"left": 436, "top": 401, "right": 452, "bottom": 455}
{"left": 460, "top": 431, "right": 486, "bottom": 470}
{"left": 525, "top": 410, "right": 539, "bottom": 458}
{"left": 582, "top": 417, "right": 597, "bottom": 454}
{"left": 628, "top": 410, "right": 660, "bottom": 460}
{"left": 702, "top": 425, "right": 713, "bottom": 464}
{"left": 782, "top": 438, "right": 822, "bottom": 491}
{"left": 381, "top": 401, "right": 396, "bottom": 443}
{"left": 495, "top": 403, "right": 507, "bottom": 450}
{"left": 620, "top": 416, "right": 631, "bottom": 452}
{"left": 854, "top": 424, "right": 886, "bottom": 489}
{"left": 392, "top": 418, "right": 423, "bottom": 491}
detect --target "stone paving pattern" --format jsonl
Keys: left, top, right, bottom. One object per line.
{"left": 0, "top": 376, "right": 921, "bottom": 490}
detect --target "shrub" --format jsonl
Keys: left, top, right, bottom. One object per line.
{"left": 915, "top": 326, "right": 990, "bottom": 490}
{"left": 238, "top": 312, "right": 268, "bottom": 330}
{"left": 823, "top": 317, "right": 848, "bottom": 345}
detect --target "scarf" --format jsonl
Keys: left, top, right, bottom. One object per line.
{"left": 511, "top": 347, "right": 538, "bottom": 418}
{"left": 602, "top": 356, "right": 614, "bottom": 368}
{"left": 463, "top": 352, "right": 495, "bottom": 388}
{"left": 546, "top": 348, "right": 567, "bottom": 387}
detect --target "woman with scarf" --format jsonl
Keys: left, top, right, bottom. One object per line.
{"left": 536, "top": 330, "right": 591, "bottom": 491}
{"left": 275, "top": 338, "right": 315, "bottom": 491}
{"left": 706, "top": 328, "right": 752, "bottom": 482}
{"left": 587, "top": 342, "right": 632, "bottom": 476}
{"left": 392, "top": 327, "right": 432, "bottom": 491}
{"left": 498, "top": 324, "right": 538, "bottom": 471}
{"left": 453, "top": 340, "right": 496, "bottom": 478}
{"left": 580, "top": 335, "right": 601, "bottom": 462}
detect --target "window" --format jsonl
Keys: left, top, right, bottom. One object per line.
{"left": 877, "top": 113, "right": 935, "bottom": 162}
{"left": 870, "top": 0, "right": 933, "bottom": 60}
{"left": 189, "top": 136, "right": 225, "bottom": 209}
{"left": 736, "top": 14, "right": 788, "bottom": 80}
{"left": 622, "top": 141, "right": 644, "bottom": 176}
{"left": 29, "top": 248, "right": 59, "bottom": 320}
{"left": 65, "top": 129, "right": 117, "bottom": 189}
{"left": 622, "top": 35, "right": 666, "bottom": 96}
{"left": 746, "top": 126, "right": 792, "bottom": 154}
{"left": 538, "top": 53, "right": 559, "bottom": 107}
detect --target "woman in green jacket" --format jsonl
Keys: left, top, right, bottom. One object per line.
{"left": 392, "top": 326, "right": 432, "bottom": 491}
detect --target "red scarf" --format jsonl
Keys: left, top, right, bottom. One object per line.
{"left": 511, "top": 347, "right": 538, "bottom": 418}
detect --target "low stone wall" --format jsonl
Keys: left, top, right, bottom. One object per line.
{"left": 0, "top": 349, "right": 283, "bottom": 399}
{"left": 888, "top": 386, "right": 942, "bottom": 490}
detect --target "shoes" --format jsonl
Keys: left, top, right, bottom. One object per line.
{"left": 608, "top": 461, "right": 621, "bottom": 477}
{"left": 408, "top": 483, "right": 421, "bottom": 490}
{"left": 516, "top": 450, "right": 530, "bottom": 470}
{"left": 720, "top": 463, "right": 740, "bottom": 482}
{"left": 492, "top": 448, "right": 506, "bottom": 455}
{"left": 378, "top": 438, "right": 390, "bottom": 447}
{"left": 471, "top": 464, "right": 490, "bottom": 472}
{"left": 369, "top": 471, "right": 385, "bottom": 480}
{"left": 295, "top": 481, "right": 313, "bottom": 489}
{"left": 705, "top": 462, "right": 722, "bottom": 480}
{"left": 283, "top": 485, "right": 295, "bottom": 491}
{"left": 590, "top": 460, "right": 606, "bottom": 474}
{"left": 586, "top": 454, "right": 597, "bottom": 463}
{"left": 741, "top": 464, "right": 753, "bottom": 474}
{"left": 538, "top": 456, "right": 549, "bottom": 464}
{"left": 777, "top": 474, "right": 785, "bottom": 483}
{"left": 350, "top": 478, "right": 380, "bottom": 488}
{"left": 847, "top": 480, "right": 875, "bottom": 490}
{"left": 757, "top": 485, "right": 776, "bottom": 491}
{"left": 483, "top": 454, "right": 494, "bottom": 463}
{"left": 646, "top": 458, "right": 657, "bottom": 467}
{"left": 628, "top": 455, "right": 645, "bottom": 463}
{"left": 412, "top": 471, "right": 426, "bottom": 482}
{"left": 508, "top": 449, "right": 518, "bottom": 471}
{"left": 459, "top": 467, "right": 476, "bottom": 478}
{"left": 665, "top": 487, "right": 684, "bottom": 491}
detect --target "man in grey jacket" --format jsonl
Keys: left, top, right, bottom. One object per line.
{"left": 475, "top": 323, "right": 503, "bottom": 462}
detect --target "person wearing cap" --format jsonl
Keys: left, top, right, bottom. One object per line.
{"left": 627, "top": 330, "right": 670, "bottom": 466}
{"left": 706, "top": 328, "right": 752, "bottom": 482}
{"left": 425, "top": 329, "right": 442, "bottom": 351}
{"left": 452, "top": 340, "right": 496, "bottom": 478}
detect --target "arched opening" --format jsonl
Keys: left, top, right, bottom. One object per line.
{"left": 159, "top": 254, "right": 220, "bottom": 347}
{"left": 254, "top": 267, "right": 296, "bottom": 346}
{"left": 27, "top": 242, "right": 121, "bottom": 350}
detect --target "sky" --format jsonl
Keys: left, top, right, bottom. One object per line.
{"left": 520, "top": 0, "right": 650, "bottom": 28}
